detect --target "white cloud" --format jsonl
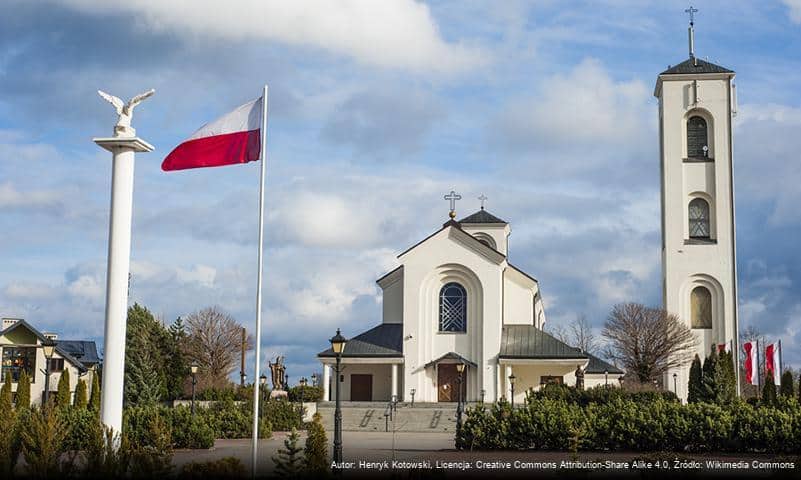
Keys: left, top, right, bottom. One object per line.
{"left": 784, "top": 0, "right": 801, "bottom": 23}
{"left": 56, "top": 0, "right": 486, "bottom": 74}
{"left": 0, "top": 182, "right": 63, "bottom": 211}
{"left": 494, "top": 58, "right": 651, "bottom": 150}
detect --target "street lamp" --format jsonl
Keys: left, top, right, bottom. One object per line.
{"left": 604, "top": 369, "right": 609, "bottom": 387}
{"left": 311, "top": 373, "right": 318, "bottom": 387}
{"left": 42, "top": 339, "right": 56, "bottom": 405}
{"left": 190, "top": 362, "right": 199, "bottom": 416}
{"left": 259, "top": 374, "right": 267, "bottom": 419}
{"left": 673, "top": 372, "right": 678, "bottom": 396}
{"left": 455, "top": 362, "right": 465, "bottom": 432}
{"left": 480, "top": 389, "right": 486, "bottom": 404}
{"left": 299, "top": 377, "right": 308, "bottom": 416}
{"left": 410, "top": 388, "right": 416, "bottom": 407}
{"left": 618, "top": 376, "right": 625, "bottom": 387}
{"left": 508, "top": 373, "right": 516, "bottom": 409}
{"left": 329, "top": 328, "right": 348, "bottom": 469}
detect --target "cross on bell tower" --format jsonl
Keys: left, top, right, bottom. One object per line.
{"left": 685, "top": 6, "right": 699, "bottom": 60}
{"left": 478, "top": 194, "right": 488, "bottom": 210}
{"left": 444, "top": 190, "right": 461, "bottom": 219}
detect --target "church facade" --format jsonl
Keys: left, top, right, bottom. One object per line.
{"left": 319, "top": 207, "right": 621, "bottom": 404}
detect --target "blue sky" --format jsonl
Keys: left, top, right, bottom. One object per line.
{"left": 1, "top": 0, "right": 800, "bottom": 382}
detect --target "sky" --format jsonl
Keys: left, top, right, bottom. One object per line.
{"left": 1, "top": 0, "right": 800, "bottom": 383}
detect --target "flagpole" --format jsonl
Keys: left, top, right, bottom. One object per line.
{"left": 251, "top": 84, "right": 269, "bottom": 479}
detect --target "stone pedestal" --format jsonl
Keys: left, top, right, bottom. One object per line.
{"left": 270, "top": 389, "right": 288, "bottom": 400}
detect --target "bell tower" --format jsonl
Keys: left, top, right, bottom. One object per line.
{"left": 654, "top": 8, "right": 739, "bottom": 400}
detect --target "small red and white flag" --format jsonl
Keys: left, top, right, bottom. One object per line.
{"left": 162, "top": 96, "right": 264, "bottom": 171}
{"left": 717, "top": 342, "right": 731, "bottom": 354}
{"left": 743, "top": 341, "right": 758, "bottom": 386}
{"left": 765, "top": 342, "right": 781, "bottom": 383}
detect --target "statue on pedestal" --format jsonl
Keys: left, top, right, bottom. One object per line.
{"left": 268, "top": 356, "right": 288, "bottom": 399}
{"left": 97, "top": 89, "right": 155, "bottom": 138}
{"left": 575, "top": 365, "right": 585, "bottom": 391}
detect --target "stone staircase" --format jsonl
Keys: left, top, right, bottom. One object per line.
{"left": 316, "top": 402, "right": 460, "bottom": 433}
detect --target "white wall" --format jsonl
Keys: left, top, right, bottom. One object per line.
{"left": 459, "top": 224, "right": 510, "bottom": 255}
{"left": 503, "top": 272, "right": 535, "bottom": 326}
{"left": 328, "top": 364, "right": 395, "bottom": 402}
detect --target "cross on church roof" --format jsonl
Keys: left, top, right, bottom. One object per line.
{"left": 685, "top": 5, "right": 698, "bottom": 25}
{"left": 478, "top": 194, "right": 488, "bottom": 210}
{"left": 444, "top": 190, "right": 462, "bottom": 219}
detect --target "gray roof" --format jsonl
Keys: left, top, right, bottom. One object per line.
{"left": 56, "top": 340, "right": 100, "bottom": 366}
{"left": 318, "top": 323, "right": 403, "bottom": 358}
{"left": 423, "top": 352, "right": 477, "bottom": 369}
{"left": 585, "top": 352, "right": 624, "bottom": 375}
{"left": 458, "top": 209, "right": 507, "bottom": 224}
{"left": 661, "top": 57, "right": 734, "bottom": 75}
{"left": 500, "top": 325, "right": 587, "bottom": 360}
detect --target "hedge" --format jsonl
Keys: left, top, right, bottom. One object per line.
{"left": 456, "top": 395, "right": 801, "bottom": 453}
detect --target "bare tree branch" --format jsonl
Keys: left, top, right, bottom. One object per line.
{"left": 183, "top": 306, "right": 253, "bottom": 390}
{"left": 602, "top": 303, "right": 697, "bottom": 383}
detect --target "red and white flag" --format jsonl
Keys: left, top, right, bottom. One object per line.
{"left": 717, "top": 342, "right": 731, "bottom": 354}
{"left": 743, "top": 341, "right": 758, "bottom": 386}
{"left": 162, "top": 96, "right": 264, "bottom": 171}
{"left": 765, "top": 342, "right": 781, "bottom": 383}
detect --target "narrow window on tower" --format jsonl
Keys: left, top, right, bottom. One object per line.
{"left": 688, "top": 198, "right": 711, "bottom": 239}
{"left": 439, "top": 283, "right": 467, "bottom": 332}
{"left": 687, "top": 116, "right": 709, "bottom": 159}
{"left": 690, "top": 286, "right": 712, "bottom": 329}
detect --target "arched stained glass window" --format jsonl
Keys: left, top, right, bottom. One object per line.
{"left": 689, "top": 198, "right": 711, "bottom": 239}
{"left": 687, "top": 116, "right": 708, "bottom": 158}
{"left": 439, "top": 283, "right": 467, "bottom": 332}
{"left": 691, "top": 286, "right": 712, "bottom": 329}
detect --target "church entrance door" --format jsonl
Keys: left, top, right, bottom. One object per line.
{"left": 350, "top": 374, "right": 373, "bottom": 401}
{"left": 437, "top": 364, "right": 466, "bottom": 402}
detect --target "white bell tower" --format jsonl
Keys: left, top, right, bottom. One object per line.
{"left": 654, "top": 9, "right": 739, "bottom": 400}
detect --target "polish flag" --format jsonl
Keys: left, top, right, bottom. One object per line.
{"left": 162, "top": 96, "right": 263, "bottom": 171}
{"left": 743, "top": 341, "right": 758, "bottom": 386}
{"left": 717, "top": 343, "right": 731, "bottom": 354}
{"left": 765, "top": 342, "right": 781, "bottom": 383}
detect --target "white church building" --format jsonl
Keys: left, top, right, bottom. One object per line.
{"left": 319, "top": 205, "right": 622, "bottom": 404}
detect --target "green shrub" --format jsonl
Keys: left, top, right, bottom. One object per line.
{"left": 178, "top": 457, "right": 246, "bottom": 479}
{"left": 60, "top": 407, "right": 98, "bottom": 451}
{"left": 780, "top": 371, "right": 795, "bottom": 398}
{"left": 262, "top": 399, "right": 303, "bottom": 431}
{"left": 169, "top": 406, "right": 215, "bottom": 449}
{"left": 304, "top": 412, "right": 328, "bottom": 474}
{"left": 209, "top": 400, "right": 252, "bottom": 438}
{"left": 74, "top": 379, "right": 88, "bottom": 409}
{"left": 56, "top": 369, "right": 72, "bottom": 409}
{"left": 21, "top": 405, "right": 70, "bottom": 477}
{"left": 89, "top": 372, "right": 101, "bottom": 416}
{"left": 288, "top": 385, "right": 324, "bottom": 402}
{"left": 16, "top": 370, "right": 31, "bottom": 409}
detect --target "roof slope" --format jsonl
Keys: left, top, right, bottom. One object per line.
{"left": 318, "top": 323, "right": 402, "bottom": 358}
{"left": 500, "top": 325, "right": 587, "bottom": 359}
{"left": 585, "top": 352, "right": 624, "bottom": 374}
{"left": 0, "top": 320, "right": 89, "bottom": 372}
{"left": 57, "top": 340, "right": 100, "bottom": 365}
{"left": 660, "top": 57, "right": 734, "bottom": 75}
{"left": 458, "top": 209, "right": 507, "bottom": 224}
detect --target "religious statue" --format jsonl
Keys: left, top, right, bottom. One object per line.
{"left": 97, "top": 89, "right": 155, "bottom": 138}
{"left": 575, "top": 365, "right": 585, "bottom": 391}
{"left": 268, "top": 356, "right": 287, "bottom": 391}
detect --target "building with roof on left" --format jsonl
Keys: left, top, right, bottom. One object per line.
{"left": 0, "top": 317, "right": 99, "bottom": 406}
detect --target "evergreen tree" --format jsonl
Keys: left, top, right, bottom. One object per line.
{"left": 74, "top": 379, "right": 88, "bottom": 409}
{"left": 762, "top": 374, "right": 778, "bottom": 407}
{"left": 0, "top": 372, "right": 12, "bottom": 411}
{"left": 687, "top": 355, "right": 703, "bottom": 403}
{"left": 56, "top": 369, "right": 71, "bottom": 409}
{"left": 16, "top": 370, "right": 31, "bottom": 409}
{"left": 304, "top": 413, "right": 328, "bottom": 475}
{"left": 798, "top": 373, "right": 801, "bottom": 403}
{"left": 779, "top": 370, "right": 794, "bottom": 398}
{"left": 701, "top": 345, "right": 718, "bottom": 403}
{"left": 89, "top": 371, "right": 101, "bottom": 416}
{"left": 713, "top": 350, "right": 736, "bottom": 405}
{"left": 272, "top": 428, "right": 303, "bottom": 478}
{"left": 125, "top": 304, "right": 167, "bottom": 405}
{"left": 165, "top": 317, "right": 188, "bottom": 401}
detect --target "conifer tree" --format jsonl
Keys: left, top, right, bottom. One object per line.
{"left": 125, "top": 304, "right": 167, "bottom": 404}
{"left": 798, "top": 373, "right": 801, "bottom": 403}
{"left": 74, "top": 379, "right": 88, "bottom": 409}
{"left": 272, "top": 428, "right": 303, "bottom": 478}
{"left": 16, "top": 370, "right": 31, "bottom": 409}
{"left": 779, "top": 370, "right": 794, "bottom": 398}
{"left": 713, "top": 350, "right": 736, "bottom": 405}
{"left": 687, "top": 354, "right": 703, "bottom": 403}
{"left": 304, "top": 413, "right": 328, "bottom": 475}
{"left": 762, "top": 374, "right": 778, "bottom": 407}
{"left": 0, "top": 372, "right": 12, "bottom": 412}
{"left": 55, "top": 369, "right": 71, "bottom": 409}
{"left": 89, "top": 372, "right": 101, "bottom": 415}
{"left": 701, "top": 345, "right": 718, "bottom": 402}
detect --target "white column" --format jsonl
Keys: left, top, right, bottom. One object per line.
{"left": 391, "top": 363, "right": 398, "bottom": 400}
{"left": 94, "top": 137, "right": 153, "bottom": 436}
{"left": 323, "top": 364, "right": 331, "bottom": 401}
{"left": 496, "top": 362, "right": 502, "bottom": 401}
{"left": 505, "top": 365, "right": 513, "bottom": 401}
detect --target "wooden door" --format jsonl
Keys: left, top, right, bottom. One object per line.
{"left": 350, "top": 374, "right": 373, "bottom": 401}
{"left": 437, "top": 364, "right": 466, "bottom": 402}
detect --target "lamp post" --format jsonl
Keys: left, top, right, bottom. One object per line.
{"left": 508, "top": 373, "right": 516, "bottom": 409}
{"left": 299, "top": 377, "right": 308, "bottom": 418}
{"left": 259, "top": 374, "right": 267, "bottom": 419}
{"left": 42, "top": 339, "right": 56, "bottom": 406}
{"left": 480, "top": 389, "right": 486, "bottom": 404}
{"left": 604, "top": 369, "right": 609, "bottom": 387}
{"left": 329, "top": 329, "right": 348, "bottom": 470}
{"left": 311, "top": 373, "right": 318, "bottom": 388}
{"left": 410, "top": 388, "right": 416, "bottom": 407}
{"left": 618, "top": 376, "right": 625, "bottom": 387}
{"left": 455, "top": 362, "right": 465, "bottom": 432}
{"left": 190, "top": 362, "right": 199, "bottom": 417}
{"left": 673, "top": 373, "right": 678, "bottom": 396}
